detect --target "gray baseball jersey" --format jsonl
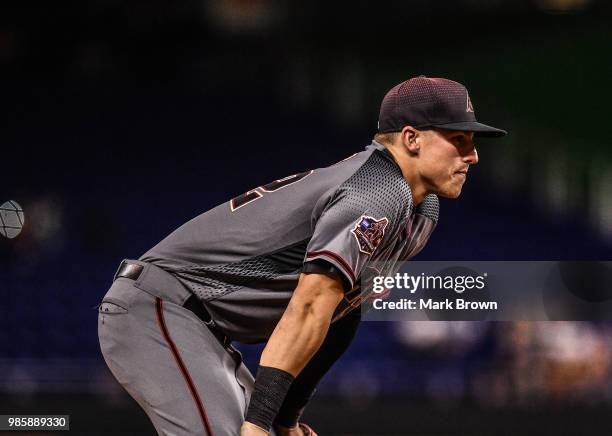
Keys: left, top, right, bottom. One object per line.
{"left": 141, "top": 141, "right": 438, "bottom": 343}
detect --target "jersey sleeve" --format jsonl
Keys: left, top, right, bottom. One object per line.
{"left": 304, "top": 154, "right": 412, "bottom": 289}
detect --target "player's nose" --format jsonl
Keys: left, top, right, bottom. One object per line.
{"left": 462, "top": 146, "right": 478, "bottom": 165}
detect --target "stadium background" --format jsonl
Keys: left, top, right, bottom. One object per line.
{"left": 1, "top": 0, "right": 612, "bottom": 434}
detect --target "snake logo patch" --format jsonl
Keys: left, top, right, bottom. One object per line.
{"left": 351, "top": 215, "right": 389, "bottom": 255}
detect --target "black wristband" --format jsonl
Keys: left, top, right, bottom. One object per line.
{"left": 274, "top": 387, "right": 316, "bottom": 428}
{"left": 245, "top": 365, "right": 295, "bottom": 431}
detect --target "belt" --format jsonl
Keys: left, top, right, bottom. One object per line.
{"left": 115, "top": 260, "right": 232, "bottom": 347}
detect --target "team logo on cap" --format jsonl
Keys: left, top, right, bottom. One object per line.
{"left": 466, "top": 93, "right": 474, "bottom": 113}
{"left": 351, "top": 215, "right": 389, "bottom": 255}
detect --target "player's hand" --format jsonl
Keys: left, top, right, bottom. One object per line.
{"left": 273, "top": 423, "right": 317, "bottom": 436}
{"left": 240, "top": 421, "right": 270, "bottom": 435}
{"left": 298, "top": 423, "right": 317, "bottom": 436}
{"left": 273, "top": 423, "right": 303, "bottom": 436}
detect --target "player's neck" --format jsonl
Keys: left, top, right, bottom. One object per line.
{"left": 383, "top": 143, "right": 427, "bottom": 206}
{"left": 403, "top": 170, "right": 428, "bottom": 206}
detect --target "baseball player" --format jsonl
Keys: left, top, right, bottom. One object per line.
{"left": 97, "top": 76, "right": 506, "bottom": 436}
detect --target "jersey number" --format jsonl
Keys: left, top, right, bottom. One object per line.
{"left": 230, "top": 170, "right": 313, "bottom": 211}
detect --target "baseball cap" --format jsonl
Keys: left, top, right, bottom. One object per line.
{"left": 378, "top": 76, "right": 507, "bottom": 137}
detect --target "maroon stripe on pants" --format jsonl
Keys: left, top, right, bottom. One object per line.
{"left": 155, "top": 298, "right": 214, "bottom": 435}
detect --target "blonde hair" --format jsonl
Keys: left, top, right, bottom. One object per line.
{"left": 373, "top": 131, "right": 400, "bottom": 145}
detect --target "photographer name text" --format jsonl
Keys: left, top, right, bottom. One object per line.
{"left": 371, "top": 272, "right": 498, "bottom": 311}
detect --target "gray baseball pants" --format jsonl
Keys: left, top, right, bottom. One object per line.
{"left": 98, "top": 260, "right": 256, "bottom": 436}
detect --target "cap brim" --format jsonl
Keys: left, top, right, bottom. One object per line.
{"left": 432, "top": 121, "right": 507, "bottom": 138}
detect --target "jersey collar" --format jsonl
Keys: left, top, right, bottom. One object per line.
{"left": 371, "top": 140, "right": 402, "bottom": 170}
{"left": 371, "top": 140, "right": 387, "bottom": 152}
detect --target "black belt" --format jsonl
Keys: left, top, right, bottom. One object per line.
{"left": 115, "top": 261, "right": 232, "bottom": 347}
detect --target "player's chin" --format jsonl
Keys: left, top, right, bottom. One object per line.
{"left": 437, "top": 181, "right": 464, "bottom": 199}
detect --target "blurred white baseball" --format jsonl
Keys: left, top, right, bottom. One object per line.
{"left": 0, "top": 200, "right": 25, "bottom": 239}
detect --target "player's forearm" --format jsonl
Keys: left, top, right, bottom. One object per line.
{"left": 274, "top": 308, "right": 361, "bottom": 428}
{"left": 243, "top": 273, "right": 344, "bottom": 434}
{"left": 260, "top": 291, "right": 339, "bottom": 376}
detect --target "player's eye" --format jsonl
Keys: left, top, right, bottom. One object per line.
{"left": 453, "top": 135, "right": 465, "bottom": 145}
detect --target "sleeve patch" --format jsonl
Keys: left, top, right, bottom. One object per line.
{"left": 350, "top": 215, "right": 389, "bottom": 256}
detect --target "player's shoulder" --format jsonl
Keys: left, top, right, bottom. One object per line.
{"left": 341, "top": 144, "right": 412, "bottom": 208}
{"left": 343, "top": 142, "right": 439, "bottom": 223}
{"left": 319, "top": 142, "right": 413, "bottom": 226}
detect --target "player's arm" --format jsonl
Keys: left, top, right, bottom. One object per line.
{"left": 260, "top": 271, "right": 344, "bottom": 373}
{"left": 274, "top": 305, "right": 361, "bottom": 432}
{"left": 241, "top": 271, "right": 344, "bottom": 435}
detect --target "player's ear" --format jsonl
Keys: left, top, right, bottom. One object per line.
{"left": 401, "top": 126, "right": 419, "bottom": 155}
